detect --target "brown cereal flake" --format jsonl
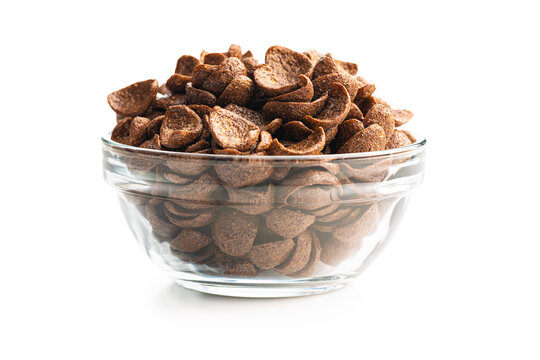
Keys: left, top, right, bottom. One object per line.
{"left": 186, "top": 82, "right": 217, "bottom": 107}
{"left": 225, "top": 183, "right": 275, "bottom": 215}
{"left": 170, "top": 229, "right": 213, "bottom": 253}
{"left": 201, "top": 57, "right": 247, "bottom": 95}
{"left": 107, "top": 79, "right": 158, "bottom": 116}
{"left": 160, "top": 105, "right": 203, "bottom": 149}
{"left": 265, "top": 208, "right": 315, "bottom": 238}
{"left": 282, "top": 121, "right": 314, "bottom": 141}
{"left": 217, "top": 75, "right": 254, "bottom": 107}
{"left": 364, "top": 104, "right": 395, "bottom": 141}
{"left": 386, "top": 129, "right": 412, "bottom": 149}
{"left": 212, "top": 209, "right": 258, "bottom": 256}
{"left": 263, "top": 94, "right": 328, "bottom": 123}
{"left": 337, "top": 124, "right": 386, "bottom": 153}
{"left": 392, "top": 109, "right": 413, "bottom": 127}
{"left": 248, "top": 238, "right": 295, "bottom": 269}
{"left": 275, "top": 231, "right": 313, "bottom": 274}
{"left": 208, "top": 106, "right": 260, "bottom": 152}
{"left": 303, "top": 82, "right": 351, "bottom": 130}
{"left": 166, "top": 74, "right": 191, "bottom": 93}
{"left": 333, "top": 118, "right": 364, "bottom": 151}
{"left": 175, "top": 55, "right": 200, "bottom": 76}
{"left": 267, "top": 127, "right": 326, "bottom": 155}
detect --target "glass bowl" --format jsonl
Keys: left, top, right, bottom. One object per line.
{"left": 102, "top": 135, "right": 426, "bottom": 297}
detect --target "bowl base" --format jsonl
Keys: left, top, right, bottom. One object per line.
{"left": 175, "top": 276, "right": 351, "bottom": 298}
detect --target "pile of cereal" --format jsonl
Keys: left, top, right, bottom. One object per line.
{"left": 108, "top": 44, "right": 416, "bottom": 155}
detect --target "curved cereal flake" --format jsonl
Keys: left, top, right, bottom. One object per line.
{"left": 332, "top": 204, "right": 379, "bottom": 243}
{"left": 166, "top": 155, "right": 210, "bottom": 176}
{"left": 354, "top": 76, "right": 376, "bottom": 102}
{"left": 214, "top": 155, "right": 273, "bottom": 187}
{"left": 107, "top": 79, "right": 158, "bottom": 116}
{"left": 253, "top": 64, "right": 300, "bottom": 97}
{"left": 224, "top": 104, "right": 269, "bottom": 129}
{"left": 312, "top": 55, "right": 342, "bottom": 79}
{"left": 262, "top": 118, "right": 283, "bottom": 134}
{"left": 225, "top": 183, "right": 274, "bottom": 215}
{"left": 166, "top": 74, "right": 191, "bottom": 93}
{"left": 386, "top": 129, "right": 412, "bottom": 149}
{"left": 337, "top": 124, "right": 386, "bottom": 153}
{"left": 291, "top": 230, "right": 321, "bottom": 278}
{"left": 267, "top": 127, "right": 326, "bottom": 155}
{"left": 201, "top": 57, "right": 247, "bottom": 95}
{"left": 168, "top": 171, "right": 220, "bottom": 202}
{"left": 202, "top": 52, "right": 227, "bottom": 65}
{"left": 248, "top": 238, "right": 295, "bottom": 269}
{"left": 145, "top": 200, "right": 180, "bottom": 239}
{"left": 154, "top": 94, "right": 187, "bottom": 109}
{"left": 128, "top": 116, "right": 150, "bottom": 146}
{"left": 185, "top": 139, "right": 210, "bottom": 152}
{"left": 335, "top": 59, "right": 358, "bottom": 76}
{"left": 340, "top": 159, "right": 392, "bottom": 182}
{"left": 242, "top": 50, "right": 253, "bottom": 59}
{"left": 160, "top": 105, "right": 203, "bottom": 149}
{"left": 255, "top": 130, "right": 273, "bottom": 152}
{"left": 265, "top": 208, "right": 315, "bottom": 238}
{"left": 304, "top": 50, "right": 322, "bottom": 63}
{"left": 270, "top": 166, "right": 290, "bottom": 181}
{"left": 333, "top": 118, "right": 364, "bottom": 151}
{"left": 164, "top": 201, "right": 200, "bottom": 217}
{"left": 316, "top": 207, "right": 352, "bottom": 223}
{"left": 111, "top": 117, "right": 132, "bottom": 145}
{"left": 208, "top": 106, "right": 260, "bottom": 151}
{"left": 215, "top": 252, "right": 259, "bottom": 277}
{"left": 242, "top": 57, "right": 260, "bottom": 77}
{"left": 191, "top": 64, "right": 217, "bottom": 88}
{"left": 401, "top": 130, "right": 416, "bottom": 143}
{"left": 211, "top": 138, "right": 252, "bottom": 155}
{"left": 275, "top": 231, "right": 312, "bottom": 274}
{"left": 313, "top": 72, "right": 359, "bottom": 100}
{"left": 165, "top": 208, "right": 217, "bottom": 228}
{"left": 161, "top": 169, "right": 193, "bottom": 184}
{"left": 392, "top": 109, "right": 413, "bottom": 127}
{"left": 170, "top": 229, "right": 213, "bottom": 253}
{"left": 286, "top": 186, "right": 336, "bottom": 211}
{"left": 282, "top": 121, "right": 313, "bottom": 141}
{"left": 325, "top": 125, "right": 338, "bottom": 146}
{"left": 320, "top": 234, "right": 361, "bottom": 266}
{"left": 364, "top": 104, "right": 395, "bottom": 141}
{"left": 265, "top": 45, "right": 313, "bottom": 80}
{"left": 226, "top": 44, "right": 243, "bottom": 58}
{"left": 175, "top": 55, "right": 200, "bottom": 75}
{"left": 217, "top": 75, "right": 254, "bottom": 106}
{"left": 212, "top": 209, "right": 258, "bottom": 257}
{"left": 347, "top": 103, "right": 364, "bottom": 120}
{"left": 275, "top": 168, "right": 342, "bottom": 205}
{"left": 358, "top": 96, "right": 390, "bottom": 116}
{"left": 308, "top": 203, "right": 340, "bottom": 217}
{"left": 264, "top": 75, "right": 314, "bottom": 103}
{"left": 186, "top": 82, "right": 217, "bottom": 107}
{"left": 140, "top": 134, "right": 162, "bottom": 150}
{"left": 187, "top": 104, "right": 212, "bottom": 118}
{"left": 262, "top": 94, "right": 327, "bottom": 122}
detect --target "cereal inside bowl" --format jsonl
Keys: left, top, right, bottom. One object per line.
{"left": 102, "top": 44, "right": 426, "bottom": 297}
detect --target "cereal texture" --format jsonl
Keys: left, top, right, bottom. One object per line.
{"left": 108, "top": 45, "right": 419, "bottom": 278}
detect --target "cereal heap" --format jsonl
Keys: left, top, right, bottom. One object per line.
{"left": 108, "top": 45, "right": 416, "bottom": 155}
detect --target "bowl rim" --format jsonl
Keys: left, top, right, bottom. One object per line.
{"left": 101, "top": 133, "right": 426, "bottom": 161}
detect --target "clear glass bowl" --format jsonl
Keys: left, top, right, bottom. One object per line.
{"left": 102, "top": 135, "right": 426, "bottom": 297}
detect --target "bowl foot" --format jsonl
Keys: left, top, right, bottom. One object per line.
{"left": 175, "top": 276, "right": 351, "bottom": 298}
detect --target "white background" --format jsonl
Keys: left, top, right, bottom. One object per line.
{"left": 1, "top": 0, "right": 539, "bottom": 359}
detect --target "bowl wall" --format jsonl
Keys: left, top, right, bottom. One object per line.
{"left": 102, "top": 137, "right": 426, "bottom": 297}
